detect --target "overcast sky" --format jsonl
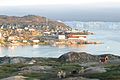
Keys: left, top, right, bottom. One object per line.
{"left": 0, "top": 0, "right": 120, "bottom": 21}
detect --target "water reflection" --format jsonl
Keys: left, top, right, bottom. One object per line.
{"left": 53, "top": 44, "right": 87, "bottom": 49}
{"left": 8, "top": 46, "right": 17, "bottom": 50}
{"left": 0, "top": 47, "right": 2, "bottom": 54}
{"left": 33, "top": 45, "right": 39, "bottom": 48}
{"left": 67, "top": 44, "right": 87, "bottom": 48}
{"left": 56, "top": 45, "right": 66, "bottom": 48}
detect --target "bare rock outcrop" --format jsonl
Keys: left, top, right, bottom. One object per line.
{"left": 58, "top": 52, "right": 120, "bottom": 63}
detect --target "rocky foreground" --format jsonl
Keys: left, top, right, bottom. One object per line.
{"left": 0, "top": 52, "right": 120, "bottom": 80}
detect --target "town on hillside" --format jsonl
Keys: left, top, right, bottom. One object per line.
{"left": 0, "top": 15, "right": 100, "bottom": 47}
{"left": 0, "top": 23, "right": 97, "bottom": 46}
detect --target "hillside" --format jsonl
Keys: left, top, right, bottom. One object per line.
{"left": 0, "top": 15, "right": 70, "bottom": 30}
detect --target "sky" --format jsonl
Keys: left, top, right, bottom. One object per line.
{"left": 0, "top": 0, "right": 120, "bottom": 21}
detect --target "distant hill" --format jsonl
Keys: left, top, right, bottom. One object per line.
{"left": 0, "top": 15, "right": 71, "bottom": 30}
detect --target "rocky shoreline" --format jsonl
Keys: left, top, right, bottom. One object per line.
{"left": 0, "top": 52, "right": 120, "bottom": 80}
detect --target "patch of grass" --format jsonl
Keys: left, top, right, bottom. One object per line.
{"left": 23, "top": 73, "right": 56, "bottom": 80}
{"left": 86, "top": 65, "right": 120, "bottom": 80}
{"left": 55, "top": 63, "right": 82, "bottom": 73}
{"left": 0, "top": 63, "right": 27, "bottom": 79}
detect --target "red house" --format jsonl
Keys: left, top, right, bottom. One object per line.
{"left": 100, "top": 55, "right": 109, "bottom": 63}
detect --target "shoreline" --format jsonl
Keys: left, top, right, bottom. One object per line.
{"left": 0, "top": 40, "right": 103, "bottom": 47}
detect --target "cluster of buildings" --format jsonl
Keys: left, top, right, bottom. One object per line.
{"left": 0, "top": 24, "right": 41, "bottom": 46}
{"left": 53, "top": 29, "right": 94, "bottom": 45}
{"left": 0, "top": 23, "right": 94, "bottom": 46}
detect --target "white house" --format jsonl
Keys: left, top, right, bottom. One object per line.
{"left": 33, "top": 40, "right": 39, "bottom": 43}
{"left": 23, "top": 40, "right": 27, "bottom": 43}
{"left": 58, "top": 35, "right": 66, "bottom": 40}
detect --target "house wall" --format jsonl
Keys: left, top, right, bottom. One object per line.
{"left": 68, "top": 35, "right": 87, "bottom": 41}
{"left": 58, "top": 35, "right": 66, "bottom": 40}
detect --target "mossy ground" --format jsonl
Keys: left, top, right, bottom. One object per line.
{"left": 0, "top": 58, "right": 119, "bottom": 80}
{"left": 86, "top": 64, "right": 120, "bottom": 80}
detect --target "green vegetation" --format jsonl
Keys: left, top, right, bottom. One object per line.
{"left": 23, "top": 73, "right": 56, "bottom": 80}
{"left": 56, "top": 63, "right": 81, "bottom": 71}
{"left": 86, "top": 65, "right": 120, "bottom": 80}
{"left": 22, "top": 63, "right": 82, "bottom": 80}
{"left": 0, "top": 64, "right": 26, "bottom": 79}
{"left": 0, "top": 57, "right": 120, "bottom": 80}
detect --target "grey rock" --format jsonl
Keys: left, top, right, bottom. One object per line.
{"left": 62, "top": 77, "right": 99, "bottom": 80}
{"left": 59, "top": 52, "right": 99, "bottom": 63}
{"left": 20, "top": 65, "right": 52, "bottom": 73}
{"left": 84, "top": 67, "right": 106, "bottom": 74}
{"left": 58, "top": 52, "right": 120, "bottom": 63}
